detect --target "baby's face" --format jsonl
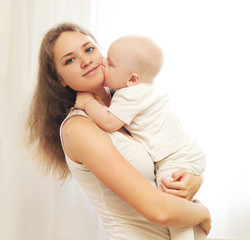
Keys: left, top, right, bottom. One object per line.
{"left": 103, "top": 43, "right": 132, "bottom": 89}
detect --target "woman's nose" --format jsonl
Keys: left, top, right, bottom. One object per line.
{"left": 80, "top": 57, "right": 92, "bottom": 69}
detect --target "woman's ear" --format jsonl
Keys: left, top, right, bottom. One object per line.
{"left": 60, "top": 80, "right": 67, "bottom": 87}
{"left": 127, "top": 73, "right": 140, "bottom": 87}
{"left": 58, "top": 75, "right": 67, "bottom": 87}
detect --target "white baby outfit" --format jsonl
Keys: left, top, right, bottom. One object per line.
{"left": 60, "top": 109, "right": 171, "bottom": 240}
{"left": 108, "top": 83, "right": 205, "bottom": 174}
{"left": 108, "top": 83, "right": 207, "bottom": 240}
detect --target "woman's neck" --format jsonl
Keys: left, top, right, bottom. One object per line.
{"left": 93, "top": 87, "right": 111, "bottom": 107}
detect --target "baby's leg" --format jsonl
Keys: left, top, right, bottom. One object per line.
{"left": 155, "top": 162, "right": 207, "bottom": 240}
{"left": 169, "top": 225, "right": 207, "bottom": 240}
{"left": 194, "top": 225, "right": 207, "bottom": 240}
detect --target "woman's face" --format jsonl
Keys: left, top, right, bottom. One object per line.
{"left": 54, "top": 31, "right": 104, "bottom": 92}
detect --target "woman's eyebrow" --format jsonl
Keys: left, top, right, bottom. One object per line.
{"left": 60, "top": 41, "right": 92, "bottom": 62}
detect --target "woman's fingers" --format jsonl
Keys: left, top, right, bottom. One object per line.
{"left": 160, "top": 185, "right": 187, "bottom": 198}
{"left": 161, "top": 177, "right": 184, "bottom": 190}
{"left": 160, "top": 169, "right": 202, "bottom": 200}
{"left": 171, "top": 169, "right": 187, "bottom": 181}
{"left": 160, "top": 179, "right": 188, "bottom": 198}
{"left": 160, "top": 177, "right": 192, "bottom": 200}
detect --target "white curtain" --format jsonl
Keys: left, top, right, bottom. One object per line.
{"left": 1, "top": 0, "right": 106, "bottom": 240}
{"left": 1, "top": 0, "right": 250, "bottom": 240}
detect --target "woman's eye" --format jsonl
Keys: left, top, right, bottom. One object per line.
{"left": 66, "top": 58, "right": 75, "bottom": 65}
{"left": 86, "top": 47, "right": 94, "bottom": 53}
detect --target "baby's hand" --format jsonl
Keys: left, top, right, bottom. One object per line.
{"left": 74, "top": 92, "right": 94, "bottom": 110}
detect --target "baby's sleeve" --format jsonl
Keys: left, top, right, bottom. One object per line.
{"left": 108, "top": 88, "right": 141, "bottom": 125}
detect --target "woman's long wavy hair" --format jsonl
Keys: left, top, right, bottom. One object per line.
{"left": 25, "top": 23, "right": 97, "bottom": 181}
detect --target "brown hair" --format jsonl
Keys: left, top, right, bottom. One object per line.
{"left": 25, "top": 23, "right": 97, "bottom": 181}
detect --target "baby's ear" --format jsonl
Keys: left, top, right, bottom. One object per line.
{"left": 127, "top": 73, "right": 140, "bottom": 87}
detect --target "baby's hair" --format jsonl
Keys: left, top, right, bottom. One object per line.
{"left": 112, "top": 35, "right": 164, "bottom": 82}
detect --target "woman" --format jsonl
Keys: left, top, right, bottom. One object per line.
{"left": 26, "top": 23, "right": 211, "bottom": 239}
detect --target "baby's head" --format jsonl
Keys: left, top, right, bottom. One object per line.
{"left": 103, "top": 35, "right": 163, "bottom": 89}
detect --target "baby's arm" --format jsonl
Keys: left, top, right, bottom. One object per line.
{"left": 75, "top": 92, "right": 125, "bottom": 131}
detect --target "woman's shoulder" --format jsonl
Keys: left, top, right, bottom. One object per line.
{"left": 62, "top": 108, "right": 93, "bottom": 130}
{"left": 62, "top": 111, "right": 105, "bottom": 140}
{"left": 62, "top": 114, "right": 91, "bottom": 133}
{"left": 61, "top": 109, "right": 111, "bottom": 162}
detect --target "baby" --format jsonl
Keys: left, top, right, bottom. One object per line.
{"left": 75, "top": 35, "right": 206, "bottom": 239}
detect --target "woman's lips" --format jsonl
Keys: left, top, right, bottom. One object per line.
{"left": 82, "top": 66, "right": 99, "bottom": 77}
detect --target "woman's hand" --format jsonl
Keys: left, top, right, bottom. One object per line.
{"left": 193, "top": 200, "right": 212, "bottom": 235}
{"left": 160, "top": 169, "right": 202, "bottom": 200}
{"left": 200, "top": 215, "right": 212, "bottom": 236}
{"left": 74, "top": 92, "right": 94, "bottom": 110}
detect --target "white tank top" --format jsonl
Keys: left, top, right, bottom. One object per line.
{"left": 60, "top": 109, "right": 170, "bottom": 240}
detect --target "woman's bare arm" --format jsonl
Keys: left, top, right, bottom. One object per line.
{"left": 61, "top": 115, "right": 211, "bottom": 232}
